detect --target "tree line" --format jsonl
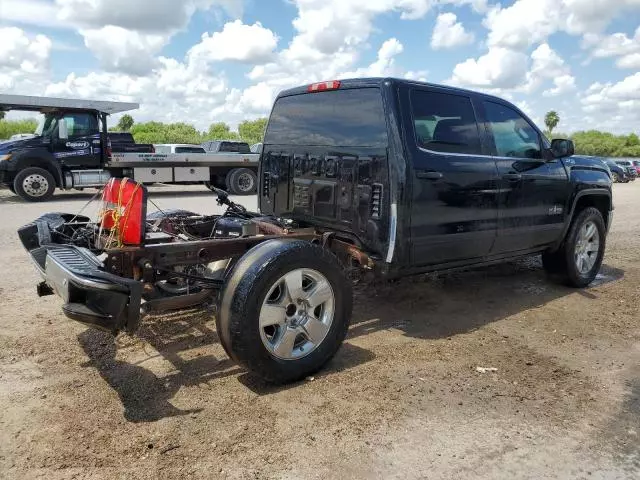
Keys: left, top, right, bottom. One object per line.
{"left": 544, "top": 110, "right": 640, "bottom": 157}
{"left": 1, "top": 114, "right": 638, "bottom": 158}
{"left": 115, "top": 115, "right": 267, "bottom": 146}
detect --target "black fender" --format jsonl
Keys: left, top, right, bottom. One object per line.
{"left": 552, "top": 187, "right": 613, "bottom": 251}
{"left": 11, "top": 149, "right": 64, "bottom": 187}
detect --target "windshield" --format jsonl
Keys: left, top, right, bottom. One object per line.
{"left": 34, "top": 114, "right": 57, "bottom": 137}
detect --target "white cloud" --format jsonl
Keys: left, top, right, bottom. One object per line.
{"left": 188, "top": 21, "right": 278, "bottom": 65}
{"left": 56, "top": 0, "right": 243, "bottom": 32}
{"left": 0, "top": 27, "right": 52, "bottom": 93}
{"left": 0, "top": 0, "right": 63, "bottom": 28}
{"left": 4, "top": 0, "right": 246, "bottom": 77}
{"left": 431, "top": 13, "right": 474, "bottom": 50}
{"left": 483, "top": 0, "right": 640, "bottom": 51}
{"left": 445, "top": 0, "right": 490, "bottom": 13}
{"left": 523, "top": 43, "right": 571, "bottom": 92}
{"left": 44, "top": 58, "right": 232, "bottom": 128}
{"left": 449, "top": 47, "right": 529, "bottom": 90}
{"left": 0, "top": 27, "right": 51, "bottom": 73}
{"left": 543, "top": 74, "right": 577, "bottom": 96}
{"left": 564, "top": 0, "right": 640, "bottom": 35}
{"left": 81, "top": 27, "right": 167, "bottom": 76}
{"left": 340, "top": 38, "right": 405, "bottom": 77}
{"left": 581, "top": 72, "right": 640, "bottom": 133}
{"left": 617, "top": 53, "right": 640, "bottom": 69}
{"left": 584, "top": 26, "right": 640, "bottom": 69}
{"left": 484, "top": 0, "right": 561, "bottom": 50}
{"left": 450, "top": 42, "right": 576, "bottom": 97}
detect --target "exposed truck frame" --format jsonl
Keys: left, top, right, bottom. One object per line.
{"left": 18, "top": 78, "right": 613, "bottom": 384}
{"left": 0, "top": 94, "right": 259, "bottom": 201}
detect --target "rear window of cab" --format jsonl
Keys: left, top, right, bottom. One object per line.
{"left": 264, "top": 88, "right": 387, "bottom": 147}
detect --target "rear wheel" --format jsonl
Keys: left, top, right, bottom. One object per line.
{"left": 226, "top": 168, "right": 257, "bottom": 195}
{"left": 542, "top": 207, "right": 606, "bottom": 287}
{"left": 217, "top": 239, "right": 352, "bottom": 383}
{"left": 13, "top": 167, "right": 56, "bottom": 202}
{"left": 612, "top": 172, "right": 620, "bottom": 183}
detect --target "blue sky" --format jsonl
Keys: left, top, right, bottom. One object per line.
{"left": 0, "top": 0, "right": 639, "bottom": 133}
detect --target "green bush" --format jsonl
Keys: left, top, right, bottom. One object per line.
{"left": 0, "top": 119, "right": 39, "bottom": 140}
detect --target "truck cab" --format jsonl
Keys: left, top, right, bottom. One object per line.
{"left": 260, "top": 78, "right": 613, "bottom": 277}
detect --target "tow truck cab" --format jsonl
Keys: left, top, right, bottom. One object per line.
{"left": 0, "top": 95, "right": 138, "bottom": 200}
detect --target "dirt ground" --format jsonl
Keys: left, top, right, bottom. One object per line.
{"left": 0, "top": 183, "right": 638, "bottom": 480}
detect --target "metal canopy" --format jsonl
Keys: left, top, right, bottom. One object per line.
{"left": 0, "top": 94, "right": 138, "bottom": 114}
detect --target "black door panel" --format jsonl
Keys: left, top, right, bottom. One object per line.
{"left": 404, "top": 88, "right": 499, "bottom": 266}
{"left": 481, "top": 101, "right": 569, "bottom": 254}
{"left": 53, "top": 113, "right": 101, "bottom": 168}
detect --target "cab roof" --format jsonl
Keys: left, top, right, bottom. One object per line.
{"left": 276, "top": 77, "right": 507, "bottom": 103}
{"left": 0, "top": 94, "right": 138, "bottom": 114}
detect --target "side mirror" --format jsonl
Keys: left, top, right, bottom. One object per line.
{"left": 550, "top": 138, "right": 574, "bottom": 158}
{"left": 58, "top": 119, "right": 69, "bottom": 140}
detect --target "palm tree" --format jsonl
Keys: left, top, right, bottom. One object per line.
{"left": 545, "top": 111, "right": 560, "bottom": 135}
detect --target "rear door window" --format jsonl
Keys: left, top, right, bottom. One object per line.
{"left": 410, "top": 90, "right": 482, "bottom": 155}
{"left": 265, "top": 88, "right": 387, "bottom": 147}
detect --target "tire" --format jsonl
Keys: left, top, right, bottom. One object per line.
{"left": 542, "top": 206, "right": 606, "bottom": 288}
{"left": 217, "top": 239, "right": 353, "bottom": 383}
{"left": 226, "top": 168, "right": 257, "bottom": 195}
{"left": 612, "top": 172, "right": 620, "bottom": 183}
{"left": 13, "top": 167, "right": 56, "bottom": 202}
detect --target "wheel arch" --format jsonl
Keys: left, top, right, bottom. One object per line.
{"left": 15, "top": 154, "right": 64, "bottom": 187}
{"left": 553, "top": 190, "right": 612, "bottom": 250}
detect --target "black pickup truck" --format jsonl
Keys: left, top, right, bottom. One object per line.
{"left": 19, "top": 78, "right": 613, "bottom": 383}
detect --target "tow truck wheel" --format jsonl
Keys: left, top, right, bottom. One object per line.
{"left": 226, "top": 168, "right": 257, "bottom": 195}
{"left": 13, "top": 167, "right": 56, "bottom": 202}
{"left": 217, "top": 239, "right": 352, "bottom": 383}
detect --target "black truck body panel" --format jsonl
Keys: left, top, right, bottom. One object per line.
{"left": 260, "top": 78, "right": 613, "bottom": 274}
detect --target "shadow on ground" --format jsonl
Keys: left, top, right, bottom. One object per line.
{"left": 349, "top": 259, "right": 624, "bottom": 341}
{"left": 76, "top": 258, "right": 624, "bottom": 422}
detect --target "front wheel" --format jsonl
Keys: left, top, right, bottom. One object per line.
{"left": 612, "top": 172, "right": 620, "bottom": 183}
{"left": 217, "top": 239, "right": 352, "bottom": 383}
{"left": 13, "top": 167, "right": 56, "bottom": 202}
{"left": 542, "top": 207, "right": 606, "bottom": 288}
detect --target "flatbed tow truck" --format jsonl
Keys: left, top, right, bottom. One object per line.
{"left": 0, "top": 95, "right": 259, "bottom": 201}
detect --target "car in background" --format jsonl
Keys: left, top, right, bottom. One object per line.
{"left": 615, "top": 160, "right": 637, "bottom": 181}
{"left": 201, "top": 140, "right": 251, "bottom": 154}
{"left": 250, "top": 142, "right": 263, "bottom": 153}
{"left": 154, "top": 144, "right": 206, "bottom": 154}
{"left": 603, "top": 159, "right": 629, "bottom": 183}
{"left": 9, "top": 133, "right": 37, "bottom": 141}
{"left": 108, "top": 132, "right": 155, "bottom": 153}
{"left": 632, "top": 160, "right": 640, "bottom": 175}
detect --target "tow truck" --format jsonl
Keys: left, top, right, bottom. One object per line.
{"left": 0, "top": 95, "right": 259, "bottom": 201}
